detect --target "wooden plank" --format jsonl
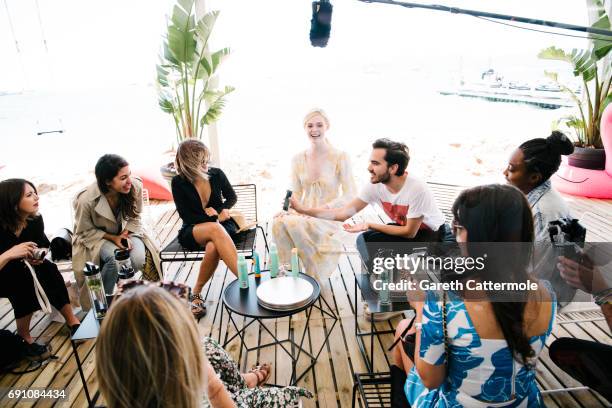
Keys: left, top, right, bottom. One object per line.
{"left": 320, "top": 280, "right": 353, "bottom": 407}
{"left": 0, "top": 322, "right": 66, "bottom": 406}
{"left": 64, "top": 363, "right": 96, "bottom": 407}
{"left": 539, "top": 323, "right": 610, "bottom": 407}
{"left": 306, "top": 284, "right": 340, "bottom": 408}
{"left": 28, "top": 340, "right": 96, "bottom": 407}
{"left": 297, "top": 310, "right": 324, "bottom": 408}
{"left": 67, "top": 352, "right": 100, "bottom": 408}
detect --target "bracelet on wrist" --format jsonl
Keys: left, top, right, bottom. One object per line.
{"left": 593, "top": 287, "right": 612, "bottom": 298}
{"left": 595, "top": 291, "right": 612, "bottom": 306}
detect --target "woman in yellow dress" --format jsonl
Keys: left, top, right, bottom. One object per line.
{"left": 272, "top": 109, "right": 356, "bottom": 281}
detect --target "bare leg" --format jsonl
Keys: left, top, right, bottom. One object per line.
{"left": 193, "top": 241, "right": 220, "bottom": 294}
{"left": 192, "top": 223, "right": 238, "bottom": 276}
{"left": 16, "top": 314, "right": 34, "bottom": 343}
{"left": 59, "top": 304, "right": 80, "bottom": 327}
{"left": 393, "top": 319, "right": 415, "bottom": 373}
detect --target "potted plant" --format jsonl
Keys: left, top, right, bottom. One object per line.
{"left": 157, "top": 0, "right": 234, "bottom": 181}
{"left": 538, "top": 0, "right": 612, "bottom": 170}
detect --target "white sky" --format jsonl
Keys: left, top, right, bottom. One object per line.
{"left": 0, "top": 0, "right": 589, "bottom": 93}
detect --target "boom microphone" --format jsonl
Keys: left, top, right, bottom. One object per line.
{"left": 310, "top": 1, "right": 333, "bottom": 47}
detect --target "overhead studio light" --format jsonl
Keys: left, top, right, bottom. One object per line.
{"left": 310, "top": 0, "right": 333, "bottom": 47}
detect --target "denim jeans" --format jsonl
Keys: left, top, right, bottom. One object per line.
{"left": 355, "top": 224, "right": 442, "bottom": 268}
{"left": 99, "top": 236, "right": 146, "bottom": 294}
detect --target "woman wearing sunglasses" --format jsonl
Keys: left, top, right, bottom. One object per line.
{"left": 171, "top": 139, "right": 241, "bottom": 319}
{"left": 392, "top": 184, "right": 556, "bottom": 407}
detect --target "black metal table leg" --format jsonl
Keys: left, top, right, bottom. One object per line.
{"left": 222, "top": 298, "right": 337, "bottom": 386}
{"left": 71, "top": 340, "right": 92, "bottom": 407}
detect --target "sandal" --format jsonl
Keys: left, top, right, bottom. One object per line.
{"left": 249, "top": 362, "right": 272, "bottom": 387}
{"left": 190, "top": 293, "right": 207, "bottom": 319}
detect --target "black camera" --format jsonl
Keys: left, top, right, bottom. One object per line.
{"left": 548, "top": 218, "right": 586, "bottom": 262}
{"left": 32, "top": 248, "right": 48, "bottom": 261}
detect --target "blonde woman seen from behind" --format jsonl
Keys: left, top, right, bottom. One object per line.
{"left": 96, "top": 285, "right": 235, "bottom": 408}
{"left": 272, "top": 109, "right": 356, "bottom": 281}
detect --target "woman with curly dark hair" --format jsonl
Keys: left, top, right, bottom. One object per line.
{"left": 504, "top": 130, "right": 575, "bottom": 242}
{"left": 0, "top": 179, "right": 80, "bottom": 359}
{"left": 505, "top": 131, "right": 577, "bottom": 304}
{"left": 73, "top": 154, "right": 146, "bottom": 296}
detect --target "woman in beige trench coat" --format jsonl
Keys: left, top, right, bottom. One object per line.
{"left": 73, "top": 155, "right": 158, "bottom": 306}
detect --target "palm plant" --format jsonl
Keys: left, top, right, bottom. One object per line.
{"left": 157, "top": 0, "right": 234, "bottom": 144}
{"left": 538, "top": 0, "right": 612, "bottom": 149}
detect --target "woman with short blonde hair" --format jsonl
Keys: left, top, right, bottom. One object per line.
{"left": 272, "top": 108, "right": 357, "bottom": 282}
{"left": 172, "top": 139, "right": 240, "bottom": 318}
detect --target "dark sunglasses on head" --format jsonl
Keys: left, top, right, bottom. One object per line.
{"left": 116, "top": 280, "right": 191, "bottom": 301}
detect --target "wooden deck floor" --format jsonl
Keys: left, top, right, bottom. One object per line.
{"left": 0, "top": 186, "right": 611, "bottom": 407}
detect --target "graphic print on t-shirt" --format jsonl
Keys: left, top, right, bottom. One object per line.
{"left": 381, "top": 201, "right": 408, "bottom": 226}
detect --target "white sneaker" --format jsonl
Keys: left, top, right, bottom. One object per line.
{"left": 363, "top": 304, "right": 405, "bottom": 321}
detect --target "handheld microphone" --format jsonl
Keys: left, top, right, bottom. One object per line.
{"left": 283, "top": 190, "right": 293, "bottom": 211}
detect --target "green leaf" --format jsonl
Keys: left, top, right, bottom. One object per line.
{"left": 156, "top": 66, "right": 169, "bottom": 87}
{"left": 211, "top": 48, "right": 231, "bottom": 73}
{"left": 171, "top": 4, "right": 190, "bottom": 30}
{"left": 569, "top": 49, "right": 596, "bottom": 81}
{"left": 162, "top": 40, "right": 180, "bottom": 66}
{"left": 591, "top": 15, "right": 612, "bottom": 58}
{"left": 195, "top": 10, "right": 220, "bottom": 46}
{"left": 159, "top": 96, "right": 175, "bottom": 114}
{"left": 600, "top": 93, "right": 612, "bottom": 113}
{"left": 538, "top": 46, "right": 571, "bottom": 62}
{"left": 199, "top": 56, "right": 212, "bottom": 77}
{"left": 554, "top": 115, "right": 586, "bottom": 145}
{"left": 168, "top": 25, "right": 196, "bottom": 63}
{"left": 539, "top": 46, "right": 597, "bottom": 81}
{"left": 177, "top": 0, "right": 194, "bottom": 14}
{"left": 200, "top": 86, "right": 234, "bottom": 126}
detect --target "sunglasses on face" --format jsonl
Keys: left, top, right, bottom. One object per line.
{"left": 451, "top": 220, "right": 465, "bottom": 236}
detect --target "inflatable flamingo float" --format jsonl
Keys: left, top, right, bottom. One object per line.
{"left": 553, "top": 103, "right": 612, "bottom": 199}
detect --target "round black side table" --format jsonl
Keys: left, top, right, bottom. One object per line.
{"left": 221, "top": 271, "right": 337, "bottom": 385}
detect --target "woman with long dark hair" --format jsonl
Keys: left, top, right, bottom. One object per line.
{"left": 393, "top": 184, "right": 555, "bottom": 407}
{"left": 73, "top": 154, "right": 146, "bottom": 296}
{"left": 0, "top": 179, "right": 80, "bottom": 359}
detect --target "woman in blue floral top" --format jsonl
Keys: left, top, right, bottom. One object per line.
{"left": 394, "top": 184, "right": 556, "bottom": 407}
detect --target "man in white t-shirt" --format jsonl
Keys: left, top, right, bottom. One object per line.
{"left": 290, "top": 138, "right": 449, "bottom": 266}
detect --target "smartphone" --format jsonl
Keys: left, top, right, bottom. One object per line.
{"left": 283, "top": 190, "right": 293, "bottom": 211}
{"left": 121, "top": 238, "right": 129, "bottom": 248}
